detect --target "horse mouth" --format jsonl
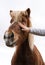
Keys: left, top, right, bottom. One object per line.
{"left": 5, "top": 39, "right": 18, "bottom": 47}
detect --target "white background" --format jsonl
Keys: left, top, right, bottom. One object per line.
{"left": 0, "top": 0, "right": 45, "bottom": 65}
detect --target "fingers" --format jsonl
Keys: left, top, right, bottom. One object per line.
{"left": 18, "top": 22, "right": 30, "bottom": 32}
{"left": 18, "top": 22, "right": 26, "bottom": 29}
{"left": 22, "top": 29, "right": 26, "bottom": 31}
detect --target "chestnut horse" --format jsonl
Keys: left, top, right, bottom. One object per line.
{"left": 4, "top": 8, "right": 45, "bottom": 65}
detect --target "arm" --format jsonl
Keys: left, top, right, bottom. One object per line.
{"left": 30, "top": 28, "right": 45, "bottom": 36}
{"left": 18, "top": 22, "right": 45, "bottom": 36}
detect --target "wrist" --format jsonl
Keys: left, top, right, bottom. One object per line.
{"left": 27, "top": 28, "right": 30, "bottom": 33}
{"left": 28, "top": 27, "right": 32, "bottom": 33}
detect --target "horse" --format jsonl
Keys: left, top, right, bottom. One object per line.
{"left": 4, "top": 8, "right": 45, "bottom": 65}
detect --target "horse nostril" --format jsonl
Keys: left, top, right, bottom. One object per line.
{"left": 11, "top": 32, "right": 14, "bottom": 38}
{"left": 4, "top": 31, "right": 14, "bottom": 40}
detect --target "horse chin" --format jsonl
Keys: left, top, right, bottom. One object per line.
{"left": 5, "top": 41, "right": 16, "bottom": 47}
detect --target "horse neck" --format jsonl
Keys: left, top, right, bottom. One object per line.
{"left": 11, "top": 39, "right": 34, "bottom": 65}
{"left": 16, "top": 39, "right": 33, "bottom": 57}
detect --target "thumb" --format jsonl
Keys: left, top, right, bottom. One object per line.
{"left": 22, "top": 29, "right": 27, "bottom": 32}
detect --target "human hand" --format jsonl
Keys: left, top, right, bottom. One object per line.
{"left": 18, "top": 22, "right": 30, "bottom": 33}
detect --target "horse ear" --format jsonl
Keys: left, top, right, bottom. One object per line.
{"left": 10, "top": 18, "right": 14, "bottom": 23}
{"left": 26, "top": 8, "right": 31, "bottom": 17}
